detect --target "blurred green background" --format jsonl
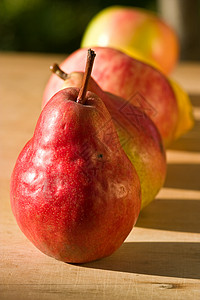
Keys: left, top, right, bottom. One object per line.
{"left": 0, "top": 0, "right": 157, "bottom": 53}
{"left": 0, "top": 0, "right": 200, "bottom": 59}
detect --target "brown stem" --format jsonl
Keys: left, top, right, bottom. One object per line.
{"left": 50, "top": 63, "right": 68, "bottom": 80}
{"left": 76, "top": 49, "right": 96, "bottom": 105}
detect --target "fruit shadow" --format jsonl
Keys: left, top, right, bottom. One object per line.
{"left": 164, "top": 163, "right": 200, "bottom": 190}
{"left": 169, "top": 119, "right": 200, "bottom": 152}
{"left": 82, "top": 241, "right": 200, "bottom": 279}
{"left": 189, "top": 94, "right": 200, "bottom": 107}
{"left": 136, "top": 199, "right": 200, "bottom": 233}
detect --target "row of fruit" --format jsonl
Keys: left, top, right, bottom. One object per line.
{"left": 10, "top": 6, "right": 194, "bottom": 263}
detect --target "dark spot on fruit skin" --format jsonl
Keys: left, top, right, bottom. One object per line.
{"left": 97, "top": 154, "right": 103, "bottom": 158}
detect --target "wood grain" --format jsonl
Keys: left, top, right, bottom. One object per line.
{"left": 0, "top": 53, "right": 200, "bottom": 300}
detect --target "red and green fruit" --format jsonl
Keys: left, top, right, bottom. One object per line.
{"left": 81, "top": 6, "right": 179, "bottom": 74}
{"left": 44, "top": 62, "right": 166, "bottom": 209}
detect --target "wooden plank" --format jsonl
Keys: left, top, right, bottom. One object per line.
{"left": 0, "top": 53, "right": 200, "bottom": 300}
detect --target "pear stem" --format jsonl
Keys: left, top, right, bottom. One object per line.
{"left": 50, "top": 63, "right": 68, "bottom": 80}
{"left": 76, "top": 49, "right": 96, "bottom": 105}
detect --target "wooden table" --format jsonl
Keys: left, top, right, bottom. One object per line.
{"left": 1, "top": 53, "right": 200, "bottom": 300}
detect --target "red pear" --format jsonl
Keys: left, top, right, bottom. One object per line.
{"left": 10, "top": 50, "right": 141, "bottom": 263}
